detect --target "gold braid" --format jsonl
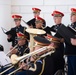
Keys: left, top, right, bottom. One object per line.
{"left": 39, "top": 59, "right": 45, "bottom": 75}
{"left": 34, "top": 57, "right": 45, "bottom": 75}
{"left": 23, "top": 27, "right": 26, "bottom": 34}
{"left": 23, "top": 47, "right": 29, "bottom": 55}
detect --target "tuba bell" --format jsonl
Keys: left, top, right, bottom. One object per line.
{"left": 26, "top": 28, "right": 46, "bottom": 51}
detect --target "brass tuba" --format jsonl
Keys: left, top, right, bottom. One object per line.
{"left": 26, "top": 28, "right": 46, "bottom": 51}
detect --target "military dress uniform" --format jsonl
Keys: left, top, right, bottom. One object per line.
{"left": 10, "top": 25, "right": 29, "bottom": 47}
{"left": 27, "top": 8, "right": 46, "bottom": 28}
{"left": 35, "top": 16, "right": 51, "bottom": 35}
{"left": 42, "top": 35, "right": 64, "bottom": 75}
{"left": 15, "top": 36, "right": 51, "bottom": 75}
{"left": 0, "top": 32, "right": 30, "bottom": 75}
{"left": 16, "top": 32, "right": 30, "bottom": 56}
{"left": 65, "top": 8, "right": 76, "bottom": 75}
{"left": 49, "top": 11, "right": 65, "bottom": 73}
{"left": 42, "top": 36, "right": 60, "bottom": 75}
{"left": 65, "top": 22, "right": 76, "bottom": 55}
{"left": 6, "top": 15, "right": 29, "bottom": 47}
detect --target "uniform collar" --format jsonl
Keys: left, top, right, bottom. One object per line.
{"left": 54, "top": 23, "right": 63, "bottom": 31}
{"left": 71, "top": 22, "right": 76, "bottom": 29}
{"left": 18, "top": 43, "right": 27, "bottom": 48}
{"left": 56, "top": 23, "right": 62, "bottom": 26}
{"left": 71, "top": 22, "right": 76, "bottom": 26}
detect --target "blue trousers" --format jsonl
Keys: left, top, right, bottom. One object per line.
{"left": 68, "top": 56, "right": 76, "bottom": 75}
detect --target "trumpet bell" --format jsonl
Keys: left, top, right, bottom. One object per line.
{"left": 11, "top": 54, "right": 18, "bottom": 64}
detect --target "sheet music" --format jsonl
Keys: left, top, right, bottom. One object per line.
{"left": 0, "top": 51, "right": 11, "bottom": 66}
{"left": 51, "top": 31, "right": 56, "bottom": 36}
{"left": 1, "top": 27, "right": 7, "bottom": 34}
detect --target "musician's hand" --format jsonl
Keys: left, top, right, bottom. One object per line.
{"left": 71, "top": 38, "right": 76, "bottom": 46}
{"left": 19, "top": 62, "right": 29, "bottom": 70}
{"left": 10, "top": 48, "right": 18, "bottom": 54}
{"left": 18, "top": 62, "right": 22, "bottom": 68}
{"left": 48, "top": 43, "right": 55, "bottom": 49}
{"left": 60, "top": 38, "right": 64, "bottom": 42}
{"left": 44, "top": 34, "right": 52, "bottom": 39}
{"left": 30, "top": 56, "right": 35, "bottom": 62}
{"left": 49, "top": 43, "right": 54, "bottom": 47}
{"left": 22, "top": 62, "right": 29, "bottom": 70}
{"left": 10, "top": 46, "right": 13, "bottom": 50}
{"left": 44, "top": 35, "right": 48, "bottom": 39}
